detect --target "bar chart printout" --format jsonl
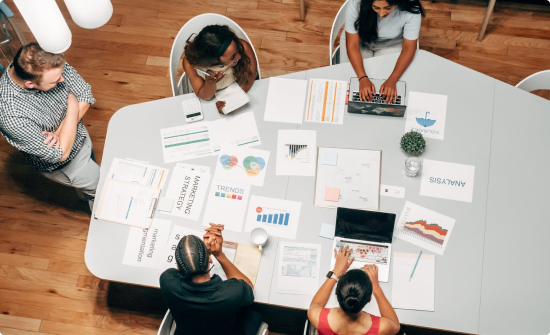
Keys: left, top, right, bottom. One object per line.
{"left": 244, "top": 196, "right": 302, "bottom": 240}
{"left": 256, "top": 207, "right": 290, "bottom": 226}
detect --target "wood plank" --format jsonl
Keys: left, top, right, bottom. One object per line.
{"left": 0, "top": 264, "right": 79, "bottom": 286}
{"left": 0, "top": 327, "right": 56, "bottom": 335}
{"left": 64, "top": 47, "right": 148, "bottom": 66}
{"left": 76, "top": 276, "right": 109, "bottom": 291}
{"left": 48, "top": 260, "right": 93, "bottom": 276}
{"left": 0, "top": 229, "right": 86, "bottom": 252}
{"left": 0, "top": 277, "right": 104, "bottom": 302}
{"left": 419, "top": 36, "right": 457, "bottom": 50}
{"left": 507, "top": 45, "right": 550, "bottom": 62}
{"left": 0, "top": 289, "right": 99, "bottom": 314}
{"left": 0, "top": 253, "right": 49, "bottom": 271}
{"left": 39, "top": 320, "right": 157, "bottom": 335}
{"left": 456, "top": 40, "right": 508, "bottom": 55}
{"left": 30, "top": 246, "right": 85, "bottom": 264}
{"left": 0, "top": 242, "right": 32, "bottom": 256}
{"left": 0, "top": 314, "right": 41, "bottom": 332}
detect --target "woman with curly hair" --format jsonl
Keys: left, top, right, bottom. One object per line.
{"left": 341, "top": 0, "right": 425, "bottom": 104}
{"left": 183, "top": 25, "right": 258, "bottom": 114}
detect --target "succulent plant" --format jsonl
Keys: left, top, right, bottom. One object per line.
{"left": 400, "top": 131, "right": 426, "bottom": 156}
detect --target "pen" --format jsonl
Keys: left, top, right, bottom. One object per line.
{"left": 409, "top": 250, "right": 422, "bottom": 281}
{"left": 194, "top": 68, "right": 211, "bottom": 77}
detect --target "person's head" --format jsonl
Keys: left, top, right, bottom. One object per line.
{"left": 175, "top": 235, "right": 212, "bottom": 280}
{"left": 336, "top": 269, "right": 373, "bottom": 319}
{"left": 355, "top": 0, "right": 425, "bottom": 44}
{"left": 184, "top": 25, "right": 253, "bottom": 85}
{"left": 12, "top": 42, "right": 66, "bottom": 91}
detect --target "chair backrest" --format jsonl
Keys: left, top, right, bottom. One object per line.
{"left": 157, "top": 310, "right": 174, "bottom": 335}
{"left": 329, "top": 0, "right": 350, "bottom": 65}
{"left": 516, "top": 70, "right": 550, "bottom": 92}
{"left": 169, "top": 13, "right": 261, "bottom": 96}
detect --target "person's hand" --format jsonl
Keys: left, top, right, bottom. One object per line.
{"left": 332, "top": 245, "right": 355, "bottom": 277}
{"left": 380, "top": 78, "right": 397, "bottom": 104}
{"left": 359, "top": 77, "right": 376, "bottom": 102}
{"left": 216, "top": 100, "right": 226, "bottom": 115}
{"left": 205, "top": 70, "right": 226, "bottom": 85}
{"left": 41, "top": 131, "right": 60, "bottom": 149}
{"left": 362, "top": 264, "right": 380, "bottom": 287}
{"left": 203, "top": 223, "right": 224, "bottom": 257}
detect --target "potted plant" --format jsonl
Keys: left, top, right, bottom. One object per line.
{"left": 400, "top": 131, "right": 426, "bottom": 156}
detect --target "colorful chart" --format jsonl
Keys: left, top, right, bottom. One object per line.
{"left": 220, "top": 154, "right": 266, "bottom": 177}
{"left": 214, "top": 191, "right": 243, "bottom": 200}
{"left": 255, "top": 206, "right": 290, "bottom": 226}
{"left": 285, "top": 144, "right": 308, "bottom": 159}
{"left": 403, "top": 220, "right": 447, "bottom": 245}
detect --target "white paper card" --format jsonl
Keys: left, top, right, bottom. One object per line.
{"left": 202, "top": 179, "right": 251, "bottom": 232}
{"left": 277, "top": 242, "right": 321, "bottom": 295}
{"left": 319, "top": 223, "right": 335, "bottom": 239}
{"left": 122, "top": 218, "right": 171, "bottom": 268}
{"left": 244, "top": 196, "right": 302, "bottom": 240}
{"left": 392, "top": 252, "right": 435, "bottom": 311}
{"left": 420, "top": 159, "right": 475, "bottom": 203}
{"left": 394, "top": 201, "right": 456, "bottom": 255}
{"left": 160, "top": 122, "right": 213, "bottom": 163}
{"left": 107, "top": 158, "right": 169, "bottom": 189}
{"left": 404, "top": 92, "right": 448, "bottom": 140}
{"left": 305, "top": 79, "right": 347, "bottom": 124}
{"left": 164, "top": 165, "right": 211, "bottom": 221}
{"left": 276, "top": 130, "right": 317, "bottom": 176}
{"left": 322, "top": 152, "right": 338, "bottom": 166}
{"left": 264, "top": 78, "right": 307, "bottom": 124}
{"left": 158, "top": 225, "right": 204, "bottom": 273}
{"left": 208, "top": 112, "right": 262, "bottom": 153}
{"left": 214, "top": 144, "right": 270, "bottom": 187}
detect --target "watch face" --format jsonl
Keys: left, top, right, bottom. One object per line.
{"left": 326, "top": 271, "right": 333, "bottom": 278}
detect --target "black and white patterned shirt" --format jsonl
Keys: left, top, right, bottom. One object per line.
{"left": 0, "top": 63, "right": 96, "bottom": 172}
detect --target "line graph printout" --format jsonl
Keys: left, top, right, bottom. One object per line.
{"left": 160, "top": 123, "right": 213, "bottom": 163}
{"left": 394, "top": 201, "right": 456, "bottom": 255}
{"left": 305, "top": 79, "right": 347, "bottom": 124}
{"left": 314, "top": 147, "right": 381, "bottom": 211}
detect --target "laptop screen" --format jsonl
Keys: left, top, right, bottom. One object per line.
{"left": 335, "top": 207, "right": 396, "bottom": 244}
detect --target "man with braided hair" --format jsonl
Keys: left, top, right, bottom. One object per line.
{"left": 160, "top": 223, "right": 268, "bottom": 335}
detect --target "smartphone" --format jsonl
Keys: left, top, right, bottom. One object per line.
{"left": 182, "top": 98, "right": 204, "bottom": 123}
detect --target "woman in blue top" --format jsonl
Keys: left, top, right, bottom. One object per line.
{"left": 341, "top": 0, "right": 424, "bottom": 104}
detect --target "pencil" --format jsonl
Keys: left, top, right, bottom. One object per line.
{"left": 409, "top": 250, "right": 422, "bottom": 281}
{"left": 194, "top": 68, "right": 211, "bottom": 76}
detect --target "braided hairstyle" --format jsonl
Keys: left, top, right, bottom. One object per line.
{"left": 184, "top": 24, "right": 253, "bottom": 86}
{"left": 175, "top": 235, "right": 210, "bottom": 279}
{"left": 336, "top": 269, "right": 373, "bottom": 318}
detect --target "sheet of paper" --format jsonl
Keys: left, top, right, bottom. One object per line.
{"left": 420, "top": 159, "right": 475, "bottom": 203}
{"left": 319, "top": 223, "right": 335, "bottom": 239}
{"left": 107, "top": 158, "right": 169, "bottom": 189}
{"left": 208, "top": 112, "right": 262, "bottom": 153}
{"left": 157, "top": 198, "right": 174, "bottom": 212}
{"left": 157, "top": 224, "right": 204, "bottom": 273}
{"left": 214, "top": 144, "right": 270, "bottom": 187}
{"left": 305, "top": 78, "right": 347, "bottom": 124}
{"left": 160, "top": 122, "right": 213, "bottom": 163}
{"left": 315, "top": 147, "right": 381, "bottom": 211}
{"left": 211, "top": 241, "right": 237, "bottom": 280}
{"left": 244, "top": 196, "right": 302, "bottom": 240}
{"left": 277, "top": 242, "right": 321, "bottom": 295}
{"left": 380, "top": 184, "right": 405, "bottom": 198}
{"left": 392, "top": 252, "right": 435, "bottom": 311}
{"left": 264, "top": 78, "right": 307, "bottom": 124}
{"left": 276, "top": 130, "right": 317, "bottom": 176}
{"left": 202, "top": 179, "right": 251, "bottom": 232}
{"left": 163, "top": 164, "right": 211, "bottom": 221}
{"left": 215, "top": 82, "right": 250, "bottom": 114}
{"left": 326, "top": 287, "right": 380, "bottom": 316}
{"left": 324, "top": 187, "right": 340, "bottom": 202}
{"left": 95, "top": 179, "right": 159, "bottom": 229}
{"left": 404, "top": 92, "right": 448, "bottom": 140}
{"left": 394, "top": 201, "right": 456, "bottom": 255}
{"left": 234, "top": 243, "right": 262, "bottom": 286}
{"left": 175, "top": 162, "right": 211, "bottom": 175}
{"left": 322, "top": 152, "right": 338, "bottom": 165}
{"left": 122, "top": 218, "right": 171, "bottom": 268}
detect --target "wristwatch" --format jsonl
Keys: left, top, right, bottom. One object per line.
{"left": 326, "top": 271, "right": 338, "bottom": 281}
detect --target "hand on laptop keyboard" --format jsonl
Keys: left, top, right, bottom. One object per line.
{"left": 351, "top": 93, "right": 402, "bottom": 105}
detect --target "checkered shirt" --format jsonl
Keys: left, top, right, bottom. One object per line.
{"left": 0, "top": 63, "right": 96, "bottom": 172}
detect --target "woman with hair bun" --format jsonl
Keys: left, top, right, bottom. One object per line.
{"left": 307, "top": 246, "right": 400, "bottom": 335}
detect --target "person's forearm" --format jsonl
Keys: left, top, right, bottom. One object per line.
{"left": 387, "top": 48, "right": 415, "bottom": 82}
{"left": 216, "top": 253, "right": 254, "bottom": 288}
{"left": 372, "top": 285, "right": 399, "bottom": 324}
{"left": 310, "top": 278, "right": 337, "bottom": 307}
{"left": 55, "top": 101, "right": 90, "bottom": 135}
{"left": 58, "top": 104, "right": 80, "bottom": 161}
{"left": 347, "top": 43, "right": 367, "bottom": 78}
{"left": 196, "top": 81, "right": 217, "bottom": 100}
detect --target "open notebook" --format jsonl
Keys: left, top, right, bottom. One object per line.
{"left": 216, "top": 82, "right": 250, "bottom": 115}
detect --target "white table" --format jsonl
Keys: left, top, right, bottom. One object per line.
{"left": 85, "top": 50, "right": 550, "bottom": 335}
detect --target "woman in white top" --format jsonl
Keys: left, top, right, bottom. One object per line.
{"left": 183, "top": 25, "right": 258, "bottom": 114}
{"left": 342, "top": 0, "right": 424, "bottom": 104}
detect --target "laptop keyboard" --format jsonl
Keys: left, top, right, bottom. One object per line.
{"left": 352, "top": 93, "right": 402, "bottom": 105}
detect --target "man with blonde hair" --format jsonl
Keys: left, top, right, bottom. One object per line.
{"left": 0, "top": 42, "right": 98, "bottom": 210}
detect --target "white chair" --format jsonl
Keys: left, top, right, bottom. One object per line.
{"left": 516, "top": 70, "right": 550, "bottom": 92}
{"left": 157, "top": 310, "right": 175, "bottom": 335}
{"left": 169, "top": 13, "right": 261, "bottom": 97}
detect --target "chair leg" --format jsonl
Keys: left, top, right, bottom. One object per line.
{"left": 477, "top": 0, "right": 497, "bottom": 41}
{"left": 299, "top": 0, "right": 305, "bottom": 21}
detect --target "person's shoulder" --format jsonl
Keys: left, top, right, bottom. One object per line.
{"left": 222, "top": 278, "right": 253, "bottom": 293}
{"left": 160, "top": 268, "right": 181, "bottom": 285}
{"left": 396, "top": 8, "right": 421, "bottom": 20}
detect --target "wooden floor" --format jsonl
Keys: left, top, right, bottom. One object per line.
{"left": 0, "top": 0, "right": 549, "bottom": 334}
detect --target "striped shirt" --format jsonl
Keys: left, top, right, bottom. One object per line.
{"left": 345, "top": 0, "right": 422, "bottom": 50}
{"left": 0, "top": 63, "right": 96, "bottom": 172}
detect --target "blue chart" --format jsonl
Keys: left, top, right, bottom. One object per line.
{"left": 285, "top": 144, "right": 308, "bottom": 159}
{"left": 256, "top": 206, "right": 290, "bottom": 226}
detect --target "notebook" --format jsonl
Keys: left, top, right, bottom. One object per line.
{"left": 215, "top": 82, "right": 250, "bottom": 115}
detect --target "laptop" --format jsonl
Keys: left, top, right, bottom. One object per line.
{"left": 330, "top": 207, "right": 396, "bottom": 282}
{"left": 348, "top": 77, "right": 407, "bottom": 117}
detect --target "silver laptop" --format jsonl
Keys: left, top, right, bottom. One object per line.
{"left": 348, "top": 78, "right": 407, "bottom": 117}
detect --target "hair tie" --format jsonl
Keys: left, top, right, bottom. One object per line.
{"left": 217, "top": 36, "right": 233, "bottom": 57}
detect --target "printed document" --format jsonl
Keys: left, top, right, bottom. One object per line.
{"left": 404, "top": 92, "right": 448, "bottom": 140}
{"left": 122, "top": 218, "right": 171, "bottom": 268}
{"left": 277, "top": 242, "right": 321, "bottom": 295}
{"left": 163, "top": 164, "right": 211, "bottom": 221}
{"left": 160, "top": 122, "right": 213, "bottom": 163}
{"left": 208, "top": 112, "right": 262, "bottom": 153}
{"left": 202, "top": 179, "right": 251, "bottom": 232}
{"left": 107, "top": 158, "right": 169, "bottom": 189}
{"left": 276, "top": 129, "right": 317, "bottom": 176}
{"left": 420, "top": 159, "right": 475, "bottom": 203}
{"left": 305, "top": 78, "right": 347, "bottom": 124}
{"left": 392, "top": 252, "right": 435, "bottom": 311}
{"left": 264, "top": 78, "right": 307, "bottom": 124}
